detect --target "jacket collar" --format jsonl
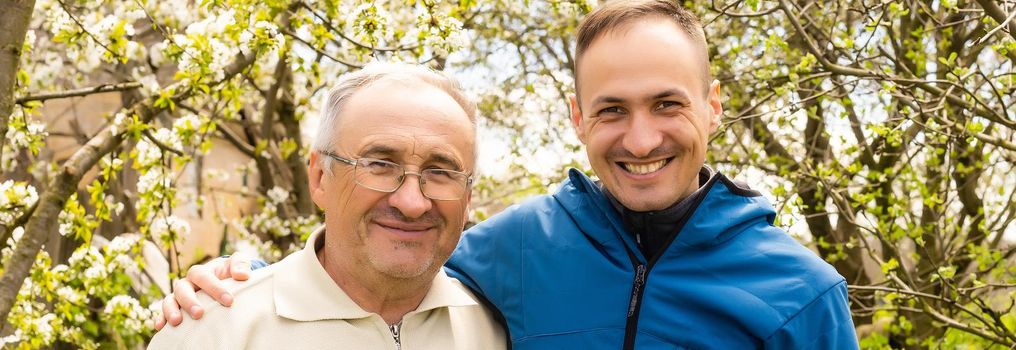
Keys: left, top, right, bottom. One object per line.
{"left": 554, "top": 168, "right": 776, "bottom": 258}
{"left": 274, "top": 226, "right": 477, "bottom": 322}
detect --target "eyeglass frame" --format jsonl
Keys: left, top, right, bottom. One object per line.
{"left": 318, "top": 150, "right": 474, "bottom": 201}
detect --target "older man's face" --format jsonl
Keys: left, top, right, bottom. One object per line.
{"left": 571, "top": 18, "right": 722, "bottom": 211}
{"left": 313, "top": 79, "right": 475, "bottom": 280}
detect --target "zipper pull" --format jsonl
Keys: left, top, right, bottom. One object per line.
{"left": 627, "top": 264, "right": 647, "bottom": 318}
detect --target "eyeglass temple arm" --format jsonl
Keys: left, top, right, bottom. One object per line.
{"left": 319, "top": 151, "right": 357, "bottom": 166}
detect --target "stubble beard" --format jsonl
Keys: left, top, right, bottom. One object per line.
{"left": 361, "top": 206, "right": 448, "bottom": 280}
{"left": 366, "top": 239, "right": 437, "bottom": 279}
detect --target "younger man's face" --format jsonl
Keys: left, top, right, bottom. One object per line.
{"left": 571, "top": 18, "right": 722, "bottom": 211}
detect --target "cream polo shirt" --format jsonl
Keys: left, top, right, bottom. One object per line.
{"left": 148, "top": 228, "right": 506, "bottom": 350}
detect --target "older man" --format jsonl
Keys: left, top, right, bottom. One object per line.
{"left": 158, "top": 1, "right": 858, "bottom": 348}
{"left": 148, "top": 63, "right": 505, "bottom": 349}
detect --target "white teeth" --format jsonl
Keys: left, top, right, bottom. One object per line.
{"left": 622, "top": 159, "right": 667, "bottom": 175}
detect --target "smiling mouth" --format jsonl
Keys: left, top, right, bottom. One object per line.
{"left": 374, "top": 221, "right": 434, "bottom": 233}
{"left": 618, "top": 157, "right": 673, "bottom": 175}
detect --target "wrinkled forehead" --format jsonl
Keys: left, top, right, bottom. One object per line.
{"left": 357, "top": 132, "right": 473, "bottom": 170}
{"left": 338, "top": 80, "right": 477, "bottom": 169}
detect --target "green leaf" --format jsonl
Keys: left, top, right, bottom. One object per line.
{"left": 881, "top": 258, "right": 899, "bottom": 274}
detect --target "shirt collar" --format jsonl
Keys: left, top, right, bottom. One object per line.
{"left": 274, "top": 226, "right": 477, "bottom": 322}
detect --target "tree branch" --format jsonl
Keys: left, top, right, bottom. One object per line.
{"left": 778, "top": 0, "right": 1014, "bottom": 130}
{"left": 15, "top": 82, "right": 142, "bottom": 104}
{"left": 974, "top": 0, "right": 1016, "bottom": 42}
{"left": 216, "top": 122, "right": 256, "bottom": 158}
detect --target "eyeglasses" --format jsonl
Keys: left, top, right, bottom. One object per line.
{"left": 319, "top": 151, "right": 473, "bottom": 201}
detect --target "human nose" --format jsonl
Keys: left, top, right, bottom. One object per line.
{"left": 387, "top": 172, "right": 433, "bottom": 219}
{"left": 621, "top": 112, "right": 663, "bottom": 158}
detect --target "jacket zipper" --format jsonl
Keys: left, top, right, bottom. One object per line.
{"left": 622, "top": 263, "right": 647, "bottom": 350}
{"left": 614, "top": 171, "right": 716, "bottom": 349}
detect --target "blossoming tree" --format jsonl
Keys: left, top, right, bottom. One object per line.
{"left": 0, "top": 0, "right": 469, "bottom": 347}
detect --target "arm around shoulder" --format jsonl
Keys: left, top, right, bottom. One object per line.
{"left": 763, "top": 281, "right": 859, "bottom": 349}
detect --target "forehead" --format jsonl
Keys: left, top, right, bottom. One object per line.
{"left": 576, "top": 18, "right": 707, "bottom": 102}
{"left": 336, "top": 80, "right": 476, "bottom": 167}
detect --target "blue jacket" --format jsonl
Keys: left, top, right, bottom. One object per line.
{"left": 446, "top": 169, "right": 857, "bottom": 349}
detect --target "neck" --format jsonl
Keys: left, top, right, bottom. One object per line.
{"left": 317, "top": 244, "right": 433, "bottom": 325}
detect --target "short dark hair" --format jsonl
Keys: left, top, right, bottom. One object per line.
{"left": 574, "top": 0, "right": 711, "bottom": 92}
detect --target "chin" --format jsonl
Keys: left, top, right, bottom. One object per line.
{"left": 616, "top": 190, "right": 683, "bottom": 212}
{"left": 376, "top": 259, "right": 435, "bottom": 279}
{"left": 368, "top": 249, "right": 436, "bottom": 279}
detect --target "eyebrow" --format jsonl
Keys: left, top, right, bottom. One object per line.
{"left": 427, "top": 152, "right": 464, "bottom": 171}
{"left": 360, "top": 144, "right": 463, "bottom": 171}
{"left": 649, "top": 89, "right": 690, "bottom": 102}
{"left": 359, "top": 144, "right": 400, "bottom": 158}
{"left": 591, "top": 89, "right": 691, "bottom": 106}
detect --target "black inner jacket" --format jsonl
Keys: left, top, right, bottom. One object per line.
{"left": 602, "top": 167, "right": 712, "bottom": 260}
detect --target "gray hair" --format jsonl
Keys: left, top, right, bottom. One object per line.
{"left": 312, "top": 62, "right": 478, "bottom": 171}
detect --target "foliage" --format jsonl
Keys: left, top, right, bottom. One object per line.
{"left": 0, "top": 0, "right": 1013, "bottom": 348}
{"left": 691, "top": 0, "right": 1016, "bottom": 347}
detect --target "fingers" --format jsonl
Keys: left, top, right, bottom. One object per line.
{"left": 173, "top": 278, "right": 206, "bottom": 321}
{"left": 154, "top": 299, "right": 168, "bottom": 331}
{"left": 187, "top": 263, "right": 234, "bottom": 307}
{"left": 161, "top": 294, "right": 185, "bottom": 327}
{"left": 226, "top": 254, "right": 253, "bottom": 281}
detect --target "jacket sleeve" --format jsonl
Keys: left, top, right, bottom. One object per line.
{"left": 763, "top": 281, "right": 859, "bottom": 349}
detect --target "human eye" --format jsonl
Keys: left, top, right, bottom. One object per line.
{"left": 598, "top": 106, "right": 625, "bottom": 115}
{"left": 655, "top": 101, "right": 683, "bottom": 111}
{"left": 424, "top": 169, "right": 462, "bottom": 184}
{"left": 360, "top": 158, "right": 400, "bottom": 175}
{"left": 595, "top": 106, "right": 627, "bottom": 120}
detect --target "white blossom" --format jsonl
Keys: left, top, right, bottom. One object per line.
{"left": 109, "top": 112, "right": 129, "bottom": 136}
{"left": 173, "top": 114, "right": 203, "bottom": 146}
{"left": 51, "top": 264, "right": 69, "bottom": 275}
{"left": 136, "top": 168, "right": 171, "bottom": 195}
{"left": 134, "top": 140, "right": 163, "bottom": 168}
{"left": 185, "top": 9, "right": 235, "bottom": 36}
{"left": 4, "top": 118, "right": 47, "bottom": 150}
{"left": 348, "top": 3, "right": 395, "bottom": 46}
{"left": 152, "top": 127, "right": 184, "bottom": 150}
{"left": 418, "top": 12, "right": 466, "bottom": 57}
{"left": 83, "top": 264, "right": 109, "bottom": 282}
{"left": 136, "top": 72, "right": 161, "bottom": 96}
{"left": 27, "top": 313, "right": 58, "bottom": 345}
{"left": 267, "top": 186, "right": 289, "bottom": 204}
{"left": 150, "top": 215, "right": 191, "bottom": 242}
{"left": 106, "top": 235, "right": 139, "bottom": 270}
{"left": 0, "top": 329, "right": 22, "bottom": 347}
{"left": 56, "top": 286, "right": 86, "bottom": 305}
{"left": 103, "top": 295, "right": 152, "bottom": 334}
{"left": 68, "top": 246, "right": 103, "bottom": 268}
{"left": 0, "top": 180, "right": 39, "bottom": 225}
{"left": 10, "top": 226, "right": 24, "bottom": 243}
{"left": 58, "top": 209, "right": 74, "bottom": 237}
{"left": 106, "top": 235, "right": 138, "bottom": 254}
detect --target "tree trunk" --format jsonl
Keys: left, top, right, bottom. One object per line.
{"left": 0, "top": 0, "right": 37, "bottom": 163}
{"left": 0, "top": 0, "right": 37, "bottom": 335}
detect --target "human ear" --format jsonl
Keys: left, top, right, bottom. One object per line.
{"left": 569, "top": 95, "right": 587, "bottom": 143}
